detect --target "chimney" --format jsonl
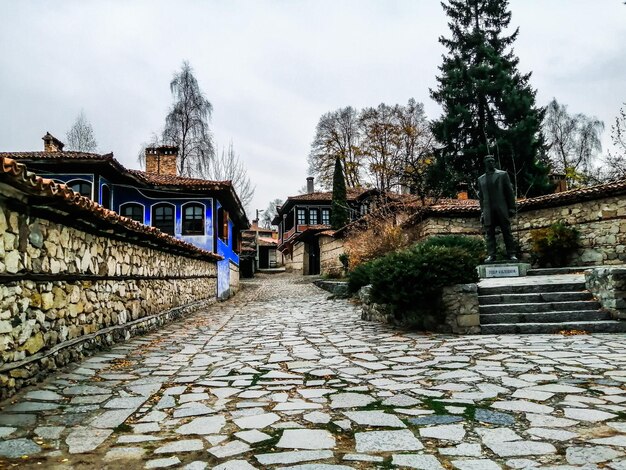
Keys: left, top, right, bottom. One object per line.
{"left": 457, "top": 182, "right": 468, "bottom": 200}
{"left": 306, "top": 177, "right": 314, "bottom": 194}
{"left": 549, "top": 173, "right": 567, "bottom": 193}
{"left": 42, "top": 132, "right": 65, "bottom": 152}
{"left": 145, "top": 146, "right": 179, "bottom": 176}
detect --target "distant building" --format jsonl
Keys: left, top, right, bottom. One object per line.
{"left": 240, "top": 219, "right": 283, "bottom": 277}
{"left": 272, "top": 177, "right": 377, "bottom": 275}
{"left": 2, "top": 133, "right": 249, "bottom": 299}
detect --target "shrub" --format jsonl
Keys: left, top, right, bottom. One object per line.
{"left": 530, "top": 221, "right": 580, "bottom": 267}
{"left": 347, "top": 260, "right": 377, "bottom": 293}
{"left": 347, "top": 235, "right": 481, "bottom": 328}
{"left": 419, "top": 235, "right": 486, "bottom": 265}
{"left": 344, "top": 216, "right": 407, "bottom": 268}
{"left": 370, "top": 245, "right": 479, "bottom": 313}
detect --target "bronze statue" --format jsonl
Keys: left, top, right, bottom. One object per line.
{"left": 477, "top": 155, "right": 518, "bottom": 263}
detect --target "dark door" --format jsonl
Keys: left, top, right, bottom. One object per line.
{"left": 308, "top": 240, "right": 320, "bottom": 275}
{"left": 259, "top": 247, "right": 270, "bottom": 269}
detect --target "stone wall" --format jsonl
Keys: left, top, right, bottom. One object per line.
{"left": 358, "top": 284, "right": 479, "bottom": 333}
{"left": 514, "top": 196, "right": 626, "bottom": 265}
{"left": 585, "top": 266, "right": 626, "bottom": 320}
{"left": 410, "top": 194, "right": 626, "bottom": 266}
{"left": 440, "top": 283, "right": 481, "bottom": 334}
{"left": 319, "top": 235, "right": 345, "bottom": 277}
{"left": 0, "top": 204, "right": 217, "bottom": 399}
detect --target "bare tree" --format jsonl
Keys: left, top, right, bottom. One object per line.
{"left": 308, "top": 107, "right": 362, "bottom": 189}
{"left": 604, "top": 104, "right": 626, "bottom": 179}
{"left": 543, "top": 98, "right": 605, "bottom": 188}
{"left": 359, "top": 103, "right": 403, "bottom": 192}
{"left": 395, "top": 99, "right": 437, "bottom": 201}
{"left": 160, "top": 61, "right": 214, "bottom": 177}
{"left": 66, "top": 111, "right": 97, "bottom": 152}
{"left": 261, "top": 198, "right": 283, "bottom": 228}
{"left": 206, "top": 142, "right": 255, "bottom": 211}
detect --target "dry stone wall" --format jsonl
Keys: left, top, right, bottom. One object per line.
{"left": 0, "top": 204, "right": 217, "bottom": 398}
{"left": 409, "top": 194, "right": 626, "bottom": 266}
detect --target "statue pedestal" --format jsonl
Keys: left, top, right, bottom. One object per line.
{"left": 478, "top": 263, "right": 531, "bottom": 279}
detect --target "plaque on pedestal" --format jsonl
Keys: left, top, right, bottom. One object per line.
{"left": 478, "top": 263, "right": 531, "bottom": 278}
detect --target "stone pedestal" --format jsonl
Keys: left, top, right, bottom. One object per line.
{"left": 478, "top": 262, "right": 531, "bottom": 278}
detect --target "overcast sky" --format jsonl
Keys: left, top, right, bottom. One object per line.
{"left": 1, "top": 0, "right": 625, "bottom": 217}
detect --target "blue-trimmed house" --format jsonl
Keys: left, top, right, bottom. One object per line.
{"left": 2, "top": 133, "right": 249, "bottom": 299}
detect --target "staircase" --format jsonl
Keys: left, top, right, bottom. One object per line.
{"left": 479, "top": 273, "right": 626, "bottom": 334}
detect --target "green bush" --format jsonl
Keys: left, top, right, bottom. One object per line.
{"left": 370, "top": 245, "right": 479, "bottom": 312}
{"left": 347, "top": 235, "right": 481, "bottom": 327}
{"left": 347, "top": 260, "right": 377, "bottom": 293}
{"left": 419, "top": 235, "right": 486, "bottom": 265}
{"left": 530, "top": 221, "right": 580, "bottom": 267}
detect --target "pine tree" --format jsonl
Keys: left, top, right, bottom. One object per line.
{"left": 431, "top": 0, "right": 551, "bottom": 197}
{"left": 331, "top": 156, "right": 349, "bottom": 229}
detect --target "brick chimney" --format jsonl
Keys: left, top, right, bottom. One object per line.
{"left": 549, "top": 173, "right": 567, "bottom": 193}
{"left": 145, "top": 146, "right": 179, "bottom": 176}
{"left": 42, "top": 132, "right": 65, "bottom": 152}
{"left": 306, "top": 177, "right": 314, "bottom": 194}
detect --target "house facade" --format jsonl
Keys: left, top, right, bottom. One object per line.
{"left": 2, "top": 133, "right": 249, "bottom": 299}
{"left": 272, "top": 177, "right": 377, "bottom": 275}
{"left": 240, "top": 219, "right": 283, "bottom": 278}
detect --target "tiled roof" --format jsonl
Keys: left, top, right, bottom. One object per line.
{"left": 1, "top": 151, "right": 129, "bottom": 173}
{"left": 127, "top": 169, "right": 232, "bottom": 189}
{"left": 0, "top": 156, "right": 222, "bottom": 262}
{"left": 287, "top": 188, "right": 372, "bottom": 202}
{"left": 1, "top": 150, "right": 249, "bottom": 229}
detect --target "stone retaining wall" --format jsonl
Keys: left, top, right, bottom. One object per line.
{"left": 358, "top": 283, "right": 480, "bottom": 334}
{"left": 585, "top": 266, "right": 626, "bottom": 320}
{"left": 410, "top": 194, "right": 626, "bottom": 266}
{"left": 0, "top": 204, "right": 217, "bottom": 399}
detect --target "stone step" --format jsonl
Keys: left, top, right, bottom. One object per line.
{"left": 527, "top": 267, "right": 591, "bottom": 276}
{"left": 481, "top": 320, "right": 626, "bottom": 335}
{"left": 479, "top": 300, "right": 602, "bottom": 315}
{"left": 478, "top": 281, "right": 586, "bottom": 296}
{"left": 480, "top": 309, "right": 611, "bottom": 325}
{"left": 478, "top": 291, "right": 593, "bottom": 305}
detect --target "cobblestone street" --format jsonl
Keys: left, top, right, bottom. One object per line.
{"left": 1, "top": 273, "right": 626, "bottom": 469}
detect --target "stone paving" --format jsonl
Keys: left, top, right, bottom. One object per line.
{"left": 1, "top": 273, "right": 626, "bottom": 469}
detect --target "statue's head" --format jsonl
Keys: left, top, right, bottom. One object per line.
{"left": 484, "top": 155, "right": 496, "bottom": 171}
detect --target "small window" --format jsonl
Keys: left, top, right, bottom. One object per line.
{"left": 321, "top": 209, "right": 331, "bottom": 225}
{"left": 217, "top": 207, "right": 229, "bottom": 242}
{"left": 309, "top": 209, "right": 318, "bottom": 225}
{"left": 152, "top": 204, "right": 175, "bottom": 235}
{"left": 101, "top": 185, "right": 111, "bottom": 210}
{"left": 182, "top": 204, "right": 205, "bottom": 235}
{"left": 297, "top": 209, "right": 306, "bottom": 225}
{"left": 121, "top": 203, "right": 144, "bottom": 223}
{"left": 68, "top": 180, "right": 92, "bottom": 198}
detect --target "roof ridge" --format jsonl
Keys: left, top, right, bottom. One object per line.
{"left": 0, "top": 155, "right": 222, "bottom": 261}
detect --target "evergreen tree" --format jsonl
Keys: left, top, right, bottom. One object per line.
{"left": 330, "top": 156, "right": 349, "bottom": 229}
{"left": 431, "top": 0, "right": 551, "bottom": 197}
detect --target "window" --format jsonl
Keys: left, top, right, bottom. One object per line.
{"left": 152, "top": 204, "right": 175, "bottom": 235}
{"left": 297, "top": 208, "right": 306, "bottom": 225}
{"left": 101, "top": 185, "right": 111, "bottom": 210}
{"left": 309, "top": 208, "right": 318, "bottom": 225}
{"left": 121, "top": 203, "right": 144, "bottom": 223}
{"left": 182, "top": 203, "right": 204, "bottom": 235}
{"left": 321, "top": 208, "right": 331, "bottom": 225}
{"left": 217, "top": 207, "right": 229, "bottom": 242}
{"left": 68, "top": 180, "right": 92, "bottom": 198}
